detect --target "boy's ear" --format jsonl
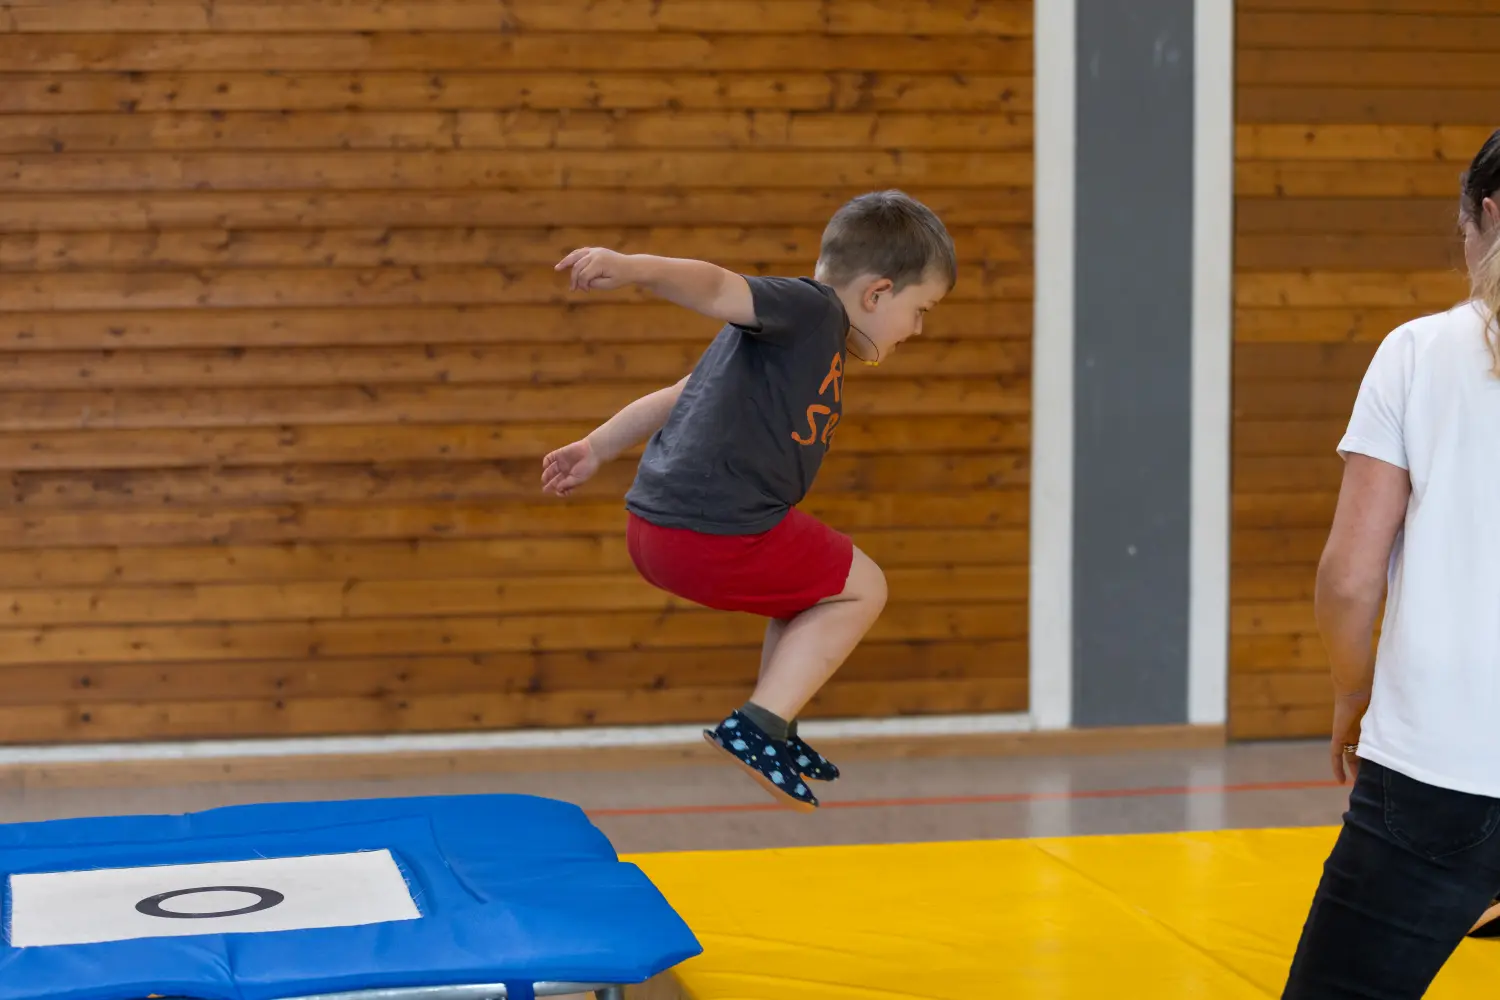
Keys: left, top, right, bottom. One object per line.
{"left": 863, "top": 277, "right": 894, "bottom": 311}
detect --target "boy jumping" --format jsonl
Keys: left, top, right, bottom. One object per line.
{"left": 542, "top": 190, "right": 957, "bottom": 811}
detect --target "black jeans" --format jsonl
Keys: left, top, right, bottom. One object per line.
{"left": 1283, "top": 759, "right": 1500, "bottom": 998}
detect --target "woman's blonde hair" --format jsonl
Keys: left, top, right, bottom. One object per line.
{"left": 1478, "top": 238, "right": 1500, "bottom": 376}
{"left": 1462, "top": 129, "right": 1500, "bottom": 373}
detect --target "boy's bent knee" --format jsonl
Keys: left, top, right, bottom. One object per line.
{"left": 841, "top": 547, "right": 887, "bottom": 609}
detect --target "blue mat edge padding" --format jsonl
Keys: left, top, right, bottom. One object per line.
{"left": 0, "top": 794, "right": 702, "bottom": 1000}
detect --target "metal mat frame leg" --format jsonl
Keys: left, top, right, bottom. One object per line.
{"left": 281, "top": 982, "right": 626, "bottom": 1000}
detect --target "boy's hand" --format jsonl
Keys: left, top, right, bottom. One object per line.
{"left": 556, "top": 247, "right": 635, "bottom": 292}
{"left": 541, "top": 438, "right": 601, "bottom": 497}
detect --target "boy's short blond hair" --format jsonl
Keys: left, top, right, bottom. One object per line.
{"left": 816, "top": 190, "right": 957, "bottom": 292}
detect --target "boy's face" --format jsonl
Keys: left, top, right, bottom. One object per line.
{"left": 845, "top": 271, "right": 950, "bottom": 365}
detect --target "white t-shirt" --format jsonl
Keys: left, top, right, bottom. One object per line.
{"left": 1340, "top": 300, "right": 1500, "bottom": 797}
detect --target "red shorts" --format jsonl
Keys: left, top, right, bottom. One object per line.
{"left": 627, "top": 509, "right": 855, "bottom": 620}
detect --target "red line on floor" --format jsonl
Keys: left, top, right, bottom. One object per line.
{"left": 587, "top": 778, "right": 1344, "bottom": 819}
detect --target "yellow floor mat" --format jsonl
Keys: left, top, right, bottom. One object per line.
{"left": 629, "top": 827, "right": 1500, "bottom": 999}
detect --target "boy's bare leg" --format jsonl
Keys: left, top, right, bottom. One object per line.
{"left": 748, "top": 547, "right": 887, "bottom": 721}
{"left": 758, "top": 618, "right": 788, "bottom": 680}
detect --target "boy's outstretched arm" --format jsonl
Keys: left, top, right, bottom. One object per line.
{"left": 541, "top": 375, "right": 688, "bottom": 498}
{"left": 556, "top": 248, "right": 756, "bottom": 327}
{"left": 586, "top": 374, "right": 687, "bottom": 462}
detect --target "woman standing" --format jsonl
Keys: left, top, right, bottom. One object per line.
{"left": 1281, "top": 129, "right": 1500, "bottom": 997}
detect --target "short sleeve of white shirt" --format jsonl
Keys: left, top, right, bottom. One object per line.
{"left": 1337, "top": 329, "right": 1412, "bottom": 471}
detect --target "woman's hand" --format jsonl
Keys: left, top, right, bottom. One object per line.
{"left": 1330, "top": 689, "right": 1371, "bottom": 784}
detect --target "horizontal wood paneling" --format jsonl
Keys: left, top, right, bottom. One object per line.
{"left": 6, "top": 454, "right": 1033, "bottom": 508}
{"left": 1237, "top": 160, "right": 1479, "bottom": 197}
{"left": 1238, "top": 197, "right": 1455, "bottom": 232}
{"left": 0, "top": 379, "right": 1030, "bottom": 432}
{"left": 0, "top": 188, "right": 1035, "bottom": 232}
{"left": 1235, "top": 306, "right": 1432, "bottom": 343}
{"left": 1239, "top": 50, "right": 1495, "bottom": 87}
{"left": 0, "top": 302, "right": 1030, "bottom": 351}
{"left": 0, "top": 677, "right": 1031, "bottom": 744}
{"left": 1238, "top": 11, "right": 1500, "bottom": 50}
{"left": 2, "top": 150, "right": 1033, "bottom": 191}
{"left": 0, "top": 227, "right": 1032, "bottom": 270}
{"left": 2, "top": 417, "right": 1033, "bottom": 471}
{"left": 0, "top": 263, "right": 1028, "bottom": 309}
{"left": 0, "top": 1, "right": 1033, "bottom": 35}
{"left": 0, "top": 641, "right": 1026, "bottom": 710}
{"left": 1239, "top": 89, "right": 1500, "bottom": 126}
{"left": 0, "top": 603, "right": 1027, "bottom": 665}
{"left": 0, "top": 529, "right": 1028, "bottom": 588}
{"left": 0, "top": 566, "right": 1028, "bottom": 627}
{"left": 0, "top": 342, "right": 1029, "bottom": 388}
{"left": 0, "top": 72, "right": 1034, "bottom": 115}
{"left": 0, "top": 110, "right": 1034, "bottom": 154}
{"left": 0, "top": 34, "right": 1030, "bottom": 73}
{"left": 1241, "top": 1, "right": 1500, "bottom": 11}
{"left": 0, "top": 491, "right": 1031, "bottom": 549}
{"left": 1, "top": 0, "right": 1033, "bottom": 743}
{"left": 1237, "top": 123, "right": 1495, "bottom": 159}
{"left": 1231, "top": 0, "right": 1471, "bottom": 738}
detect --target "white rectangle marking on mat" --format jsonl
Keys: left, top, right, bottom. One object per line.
{"left": 9, "top": 849, "right": 420, "bottom": 947}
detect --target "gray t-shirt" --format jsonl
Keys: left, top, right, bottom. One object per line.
{"left": 625, "top": 275, "right": 849, "bottom": 535}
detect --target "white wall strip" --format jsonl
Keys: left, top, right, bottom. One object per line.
{"left": 1030, "top": 0, "right": 1078, "bottom": 730}
{"left": 1188, "top": 0, "right": 1235, "bottom": 726}
{"left": 0, "top": 714, "right": 1035, "bottom": 767}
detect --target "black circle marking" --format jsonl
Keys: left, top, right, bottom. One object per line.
{"left": 135, "top": 885, "right": 286, "bottom": 920}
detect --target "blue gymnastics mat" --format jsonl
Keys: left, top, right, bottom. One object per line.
{"left": 0, "top": 794, "right": 701, "bottom": 1000}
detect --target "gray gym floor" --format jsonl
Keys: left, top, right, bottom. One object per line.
{"left": 1, "top": 739, "right": 1348, "bottom": 854}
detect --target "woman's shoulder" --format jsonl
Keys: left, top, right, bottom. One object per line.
{"left": 1361, "top": 303, "right": 1490, "bottom": 393}
{"left": 1387, "top": 302, "right": 1484, "bottom": 342}
{"left": 1371, "top": 302, "right": 1483, "bottom": 359}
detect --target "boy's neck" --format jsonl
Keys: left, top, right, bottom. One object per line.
{"left": 816, "top": 271, "right": 864, "bottom": 322}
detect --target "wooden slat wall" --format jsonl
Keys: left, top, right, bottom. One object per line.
{"left": 1232, "top": 0, "right": 1477, "bottom": 738}
{"left": 0, "top": 0, "right": 1034, "bottom": 744}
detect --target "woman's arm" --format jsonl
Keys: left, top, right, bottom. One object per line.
{"left": 1316, "top": 452, "right": 1411, "bottom": 780}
